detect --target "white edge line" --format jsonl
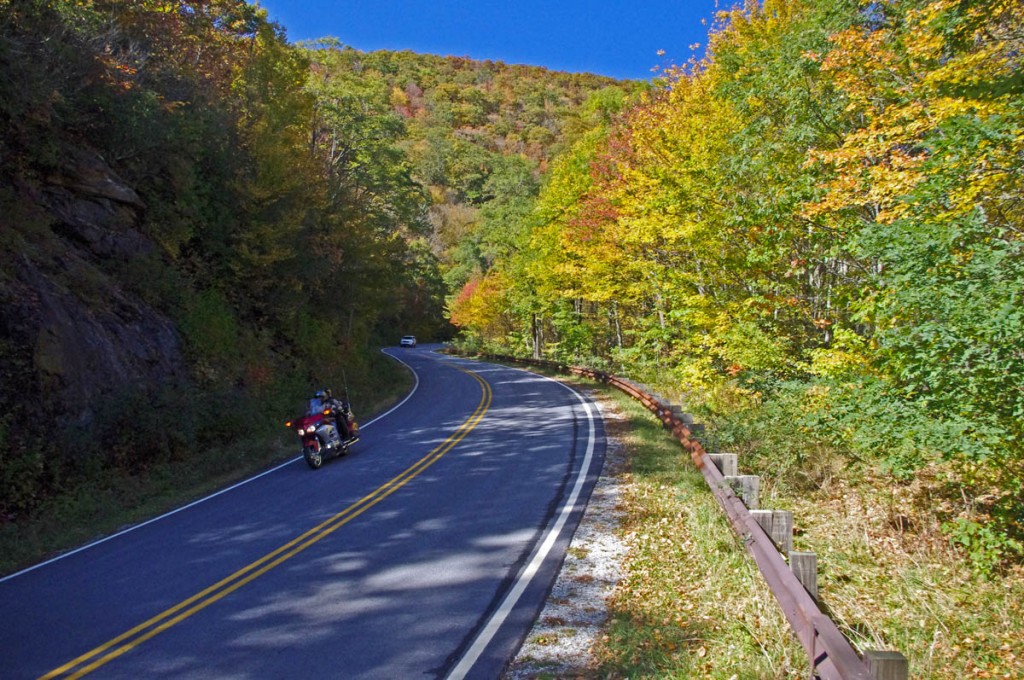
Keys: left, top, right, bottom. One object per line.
{"left": 365, "top": 348, "right": 420, "bottom": 429}
{"left": 446, "top": 371, "right": 597, "bottom": 680}
{"left": 0, "top": 348, "right": 421, "bottom": 585}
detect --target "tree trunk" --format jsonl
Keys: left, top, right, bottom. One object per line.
{"left": 532, "top": 313, "right": 542, "bottom": 359}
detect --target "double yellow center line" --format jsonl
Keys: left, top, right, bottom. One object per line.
{"left": 43, "top": 368, "right": 492, "bottom": 680}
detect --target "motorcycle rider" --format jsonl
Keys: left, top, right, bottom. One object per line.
{"left": 307, "top": 390, "right": 326, "bottom": 417}
{"left": 312, "top": 388, "right": 353, "bottom": 441}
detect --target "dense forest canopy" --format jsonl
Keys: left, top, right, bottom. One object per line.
{"left": 296, "top": 42, "right": 631, "bottom": 296}
{"left": 448, "top": 0, "right": 1024, "bottom": 569}
{"left": 0, "top": 0, "right": 626, "bottom": 517}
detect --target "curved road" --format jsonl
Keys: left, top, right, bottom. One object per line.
{"left": 0, "top": 347, "right": 606, "bottom": 679}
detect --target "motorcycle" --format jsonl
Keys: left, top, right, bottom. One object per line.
{"left": 286, "top": 402, "right": 359, "bottom": 470}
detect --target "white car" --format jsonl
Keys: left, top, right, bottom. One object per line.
{"left": 400, "top": 335, "right": 417, "bottom": 348}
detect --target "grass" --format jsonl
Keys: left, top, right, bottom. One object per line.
{"left": 589, "top": 390, "right": 806, "bottom": 678}
{"left": 0, "top": 363, "right": 414, "bottom": 577}
{"left": 779, "top": 474, "right": 1024, "bottom": 679}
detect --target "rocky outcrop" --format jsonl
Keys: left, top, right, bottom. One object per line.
{"left": 2, "top": 146, "right": 185, "bottom": 425}
{"left": 37, "top": 147, "right": 154, "bottom": 260}
{"left": 10, "top": 255, "right": 183, "bottom": 424}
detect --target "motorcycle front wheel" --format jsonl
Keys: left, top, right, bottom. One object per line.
{"left": 303, "top": 446, "right": 323, "bottom": 470}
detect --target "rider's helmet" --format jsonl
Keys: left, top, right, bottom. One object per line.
{"left": 314, "top": 389, "right": 326, "bottom": 399}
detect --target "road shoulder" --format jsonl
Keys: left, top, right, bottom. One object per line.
{"left": 504, "top": 391, "right": 629, "bottom": 678}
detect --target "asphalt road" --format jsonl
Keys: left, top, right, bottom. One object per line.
{"left": 0, "top": 347, "right": 606, "bottom": 679}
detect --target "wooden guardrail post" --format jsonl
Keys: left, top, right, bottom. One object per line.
{"left": 752, "top": 509, "right": 772, "bottom": 538}
{"left": 667, "top": 405, "right": 706, "bottom": 441}
{"left": 724, "top": 475, "right": 759, "bottom": 509}
{"left": 864, "top": 650, "right": 909, "bottom": 680}
{"left": 774, "top": 511, "right": 793, "bottom": 554}
{"left": 789, "top": 551, "right": 818, "bottom": 599}
{"left": 708, "top": 453, "right": 737, "bottom": 477}
{"left": 751, "top": 510, "right": 793, "bottom": 554}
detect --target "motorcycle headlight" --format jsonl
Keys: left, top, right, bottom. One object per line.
{"left": 298, "top": 427, "right": 306, "bottom": 436}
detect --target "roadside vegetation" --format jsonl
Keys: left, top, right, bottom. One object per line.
{"left": 0, "top": 354, "right": 411, "bottom": 576}
{"left": 449, "top": 0, "right": 1024, "bottom": 579}
{"left": 571, "top": 381, "right": 1024, "bottom": 678}
{"left": 451, "top": 0, "right": 1024, "bottom": 669}
{"left": 703, "top": 387, "right": 1024, "bottom": 678}
{"left": 592, "top": 390, "right": 804, "bottom": 678}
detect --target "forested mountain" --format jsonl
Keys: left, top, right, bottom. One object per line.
{"left": 450, "top": 0, "right": 1024, "bottom": 570}
{"left": 299, "top": 43, "right": 631, "bottom": 302}
{"left": 0, "top": 0, "right": 623, "bottom": 520}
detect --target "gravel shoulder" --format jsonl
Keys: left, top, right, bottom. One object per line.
{"left": 504, "top": 393, "right": 629, "bottom": 679}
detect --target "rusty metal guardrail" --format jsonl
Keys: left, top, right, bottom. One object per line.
{"left": 466, "top": 352, "right": 900, "bottom": 680}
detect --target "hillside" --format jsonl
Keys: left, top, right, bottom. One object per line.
{"left": 0, "top": 1, "right": 624, "bottom": 526}
{"left": 298, "top": 44, "right": 635, "bottom": 293}
{"left": 450, "top": 0, "right": 1024, "bottom": 566}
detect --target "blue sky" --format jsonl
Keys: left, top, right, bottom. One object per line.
{"left": 256, "top": 1, "right": 728, "bottom": 81}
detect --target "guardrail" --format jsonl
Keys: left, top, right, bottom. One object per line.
{"left": 467, "top": 352, "right": 908, "bottom": 680}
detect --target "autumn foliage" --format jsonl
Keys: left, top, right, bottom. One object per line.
{"left": 449, "top": 0, "right": 1024, "bottom": 567}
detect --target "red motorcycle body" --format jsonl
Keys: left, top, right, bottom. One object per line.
{"left": 286, "top": 410, "right": 349, "bottom": 469}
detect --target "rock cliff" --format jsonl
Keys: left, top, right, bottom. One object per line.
{"left": 1, "top": 147, "right": 185, "bottom": 424}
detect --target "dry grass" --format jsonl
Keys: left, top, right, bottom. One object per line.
{"left": 779, "top": 472, "right": 1024, "bottom": 679}
{"left": 591, "top": 392, "right": 806, "bottom": 679}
